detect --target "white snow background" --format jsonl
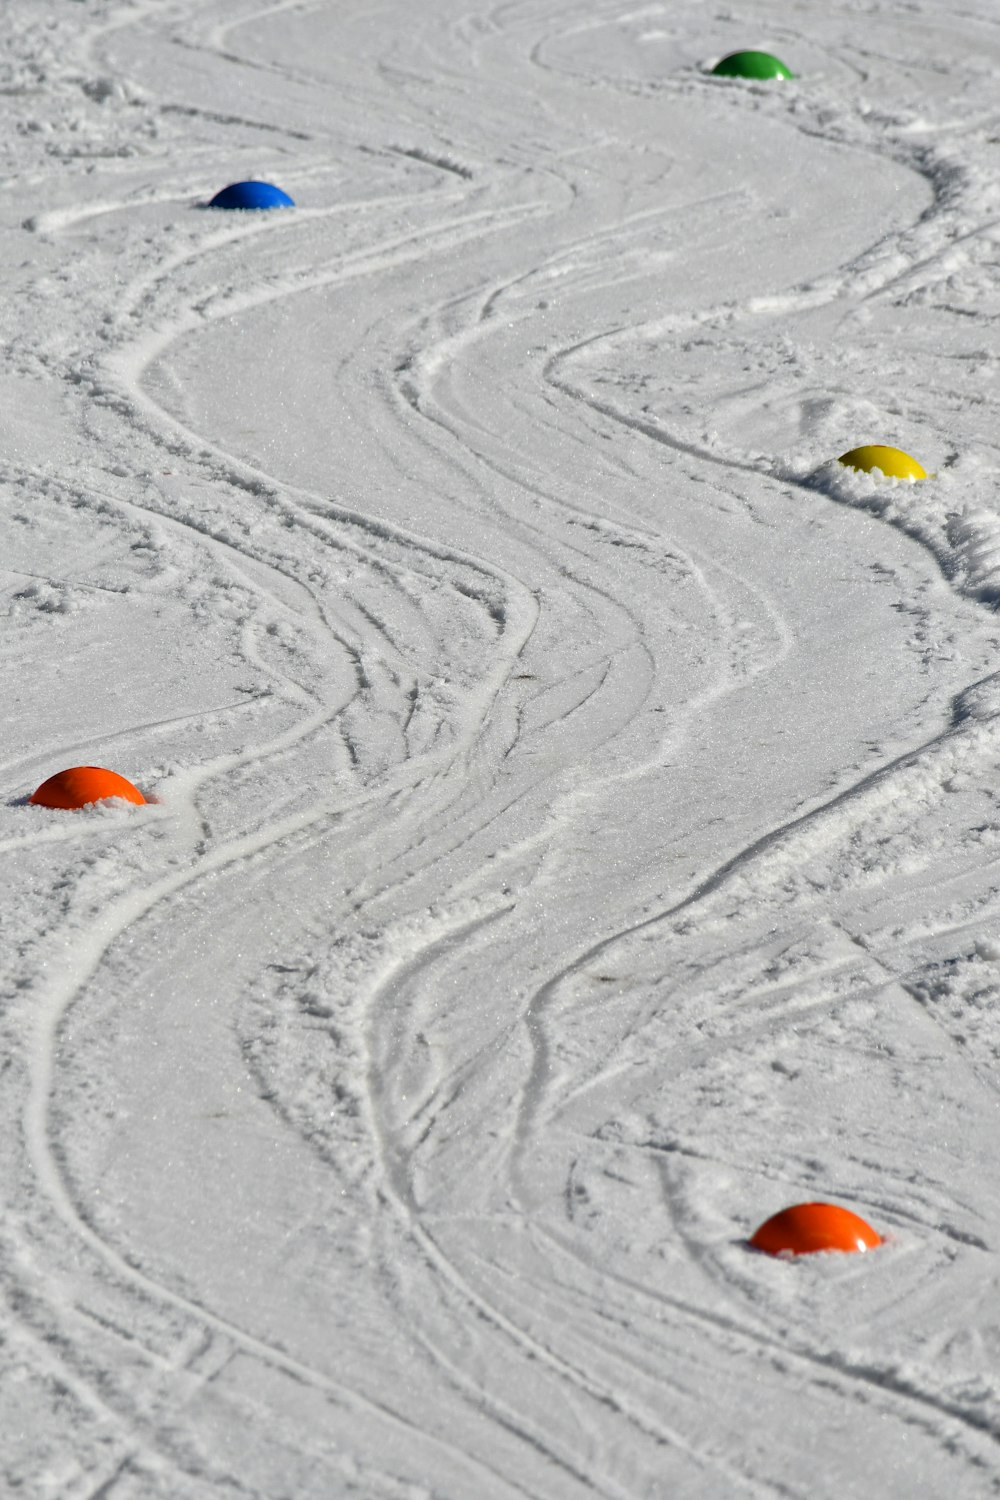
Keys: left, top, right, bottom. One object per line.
{"left": 7, "top": 0, "right": 1000, "bottom": 1495}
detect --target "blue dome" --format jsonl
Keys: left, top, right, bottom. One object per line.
{"left": 208, "top": 180, "right": 294, "bottom": 211}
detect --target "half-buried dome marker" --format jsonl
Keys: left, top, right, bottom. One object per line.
{"left": 711, "top": 50, "right": 793, "bottom": 80}
{"left": 749, "top": 1202, "right": 883, "bottom": 1257}
{"left": 30, "top": 766, "right": 146, "bottom": 810}
{"left": 838, "top": 444, "right": 927, "bottom": 480}
{"left": 207, "top": 180, "right": 295, "bottom": 211}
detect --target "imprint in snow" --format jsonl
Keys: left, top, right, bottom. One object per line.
{"left": 80, "top": 77, "right": 148, "bottom": 107}
{"left": 12, "top": 581, "right": 75, "bottom": 614}
{"left": 946, "top": 509, "right": 1000, "bottom": 600}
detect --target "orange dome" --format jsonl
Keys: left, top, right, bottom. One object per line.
{"left": 750, "top": 1201, "right": 882, "bottom": 1256}
{"left": 30, "top": 766, "right": 146, "bottom": 810}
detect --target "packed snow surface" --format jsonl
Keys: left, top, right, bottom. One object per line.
{"left": 8, "top": 1, "right": 1000, "bottom": 1495}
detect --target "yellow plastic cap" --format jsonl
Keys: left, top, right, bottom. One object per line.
{"left": 838, "top": 444, "right": 926, "bottom": 480}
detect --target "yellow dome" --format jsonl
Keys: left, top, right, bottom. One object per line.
{"left": 838, "top": 444, "right": 927, "bottom": 480}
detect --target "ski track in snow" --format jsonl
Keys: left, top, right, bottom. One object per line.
{"left": 7, "top": 0, "right": 1000, "bottom": 1495}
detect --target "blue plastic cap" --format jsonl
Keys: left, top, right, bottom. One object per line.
{"left": 207, "top": 180, "right": 295, "bottom": 210}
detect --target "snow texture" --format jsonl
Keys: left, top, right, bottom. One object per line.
{"left": 6, "top": 1, "right": 1000, "bottom": 1495}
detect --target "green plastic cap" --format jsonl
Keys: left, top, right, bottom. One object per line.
{"left": 711, "top": 50, "right": 793, "bottom": 80}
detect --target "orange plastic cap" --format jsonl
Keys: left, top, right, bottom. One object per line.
{"left": 750, "top": 1201, "right": 882, "bottom": 1257}
{"left": 30, "top": 766, "right": 146, "bottom": 810}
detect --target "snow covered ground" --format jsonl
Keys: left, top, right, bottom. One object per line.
{"left": 8, "top": 0, "right": 1000, "bottom": 1493}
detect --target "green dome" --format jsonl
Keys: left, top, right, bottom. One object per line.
{"left": 711, "top": 50, "right": 793, "bottom": 80}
